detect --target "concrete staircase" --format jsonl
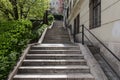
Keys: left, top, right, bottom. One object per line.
{"left": 43, "top": 28, "right": 71, "bottom": 43}
{"left": 43, "top": 21, "right": 71, "bottom": 43}
{"left": 13, "top": 21, "right": 95, "bottom": 80}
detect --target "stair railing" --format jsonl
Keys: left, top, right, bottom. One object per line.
{"left": 80, "top": 25, "right": 120, "bottom": 62}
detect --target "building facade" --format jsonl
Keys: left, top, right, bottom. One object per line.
{"left": 64, "top": 0, "right": 120, "bottom": 77}
{"left": 50, "top": 0, "right": 64, "bottom": 15}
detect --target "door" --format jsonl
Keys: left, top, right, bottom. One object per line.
{"left": 74, "top": 14, "right": 80, "bottom": 42}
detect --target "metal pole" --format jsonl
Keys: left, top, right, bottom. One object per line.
{"left": 82, "top": 25, "right": 84, "bottom": 45}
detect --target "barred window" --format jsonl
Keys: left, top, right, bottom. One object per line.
{"left": 89, "top": 0, "right": 101, "bottom": 29}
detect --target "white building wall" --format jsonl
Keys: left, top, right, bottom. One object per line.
{"left": 68, "top": 0, "right": 120, "bottom": 76}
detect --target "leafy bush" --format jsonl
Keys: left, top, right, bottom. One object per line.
{"left": 48, "top": 14, "right": 54, "bottom": 22}
{"left": 48, "top": 14, "right": 54, "bottom": 25}
{"left": 31, "top": 24, "right": 48, "bottom": 42}
{"left": 0, "top": 19, "right": 32, "bottom": 80}
{"left": 0, "top": 19, "right": 49, "bottom": 80}
{"left": 36, "top": 24, "right": 48, "bottom": 36}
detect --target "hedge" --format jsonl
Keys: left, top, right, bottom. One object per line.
{"left": 0, "top": 19, "right": 33, "bottom": 80}
{"left": 0, "top": 18, "right": 53, "bottom": 80}
{"left": 48, "top": 14, "right": 54, "bottom": 25}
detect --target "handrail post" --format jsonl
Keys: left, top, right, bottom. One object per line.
{"left": 82, "top": 25, "right": 84, "bottom": 45}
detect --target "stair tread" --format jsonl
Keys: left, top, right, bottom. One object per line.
{"left": 23, "top": 59, "right": 86, "bottom": 62}
{"left": 33, "top": 44, "right": 78, "bottom": 47}
{"left": 29, "top": 50, "right": 81, "bottom": 51}
{"left": 26, "top": 54, "right": 83, "bottom": 56}
{"left": 43, "top": 41, "right": 71, "bottom": 43}
{"left": 19, "top": 65, "right": 89, "bottom": 69}
{"left": 29, "top": 51, "right": 81, "bottom": 54}
{"left": 14, "top": 73, "right": 94, "bottom": 78}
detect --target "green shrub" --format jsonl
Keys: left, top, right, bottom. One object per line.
{"left": 37, "top": 24, "right": 48, "bottom": 35}
{"left": 0, "top": 19, "right": 32, "bottom": 80}
{"left": 48, "top": 14, "right": 54, "bottom": 25}
{"left": 31, "top": 24, "right": 48, "bottom": 42}
{"left": 0, "top": 19, "right": 48, "bottom": 80}
{"left": 48, "top": 14, "right": 54, "bottom": 21}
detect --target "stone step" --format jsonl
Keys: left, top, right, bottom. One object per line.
{"left": 44, "top": 37, "right": 69, "bottom": 39}
{"left": 30, "top": 46, "right": 80, "bottom": 50}
{"left": 17, "top": 65, "right": 90, "bottom": 74}
{"left": 47, "top": 28, "right": 66, "bottom": 30}
{"left": 42, "top": 41, "right": 71, "bottom": 43}
{"left": 32, "top": 44, "right": 79, "bottom": 47}
{"left": 49, "top": 27, "right": 65, "bottom": 29}
{"left": 46, "top": 30, "right": 68, "bottom": 32}
{"left": 43, "top": 38, "right": 70, "bottom": 41}
{"left": 25, "top": 54, "right": 84, "bottom": 59}
{"left": 13, "top": 73, "right": 95, "bottom": 80}
{"left": 28, "top": 50, "right": 81, "bottom": 54}
{"left": 44, "top": 35, "right": 69, "bottom": 37}
{"left": 43, "top": 40, "right": 70, "bottom": 42}
{"left": 46, "top": 31, "right": 69, "bottom": 36}
{"left": 43, "top": 37, "right": 70, "bottom": 40}
{"left": 45, "top": 34, "right": 69, "bottom": 36}
{"left": 45, "top": 31, "right": 68, "bottom": 34}
{"left": 46, "top": 31, "right": 68, "bottom": 34}
{"left": 47, "top": 29, "right": 67, "bottom": 31}
{"left": 44, "top": 33, "right": 69, "bottom": 36}
{"left": 47, "top": 29, "right": 68, "bottom": 31}
{"left": 43, "top": 39, "right": 70, "bottom": 41}
{"left": 22, "top": 59, "right": 87, "bottom": 66}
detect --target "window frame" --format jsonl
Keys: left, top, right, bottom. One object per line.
{"left": 89, "top": 0, "right": 101, "bottom": 29}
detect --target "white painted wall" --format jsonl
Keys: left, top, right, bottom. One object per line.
{"left": 68, "top": 0, "right": 120, "bottom": 77}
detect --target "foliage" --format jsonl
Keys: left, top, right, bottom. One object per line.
{"left": 0, "top": 0, "right": 53, "bottom": 79}
{"left": 36, "top": 24, "right": 48, "bottom": 36}
{"left": 48, "top": 14, "right": 54, "bottom": 25}
{"left": 0, "top": 19, "right": 50, "bottom": 79}
{"left": 31, "top": 24, "right": 48, "bottom": 42}
{"left": 0, "top": 0, "right": 49, "bottom": 20}
{"left": 0, "top": 19, "right": 32, "bottom": 80}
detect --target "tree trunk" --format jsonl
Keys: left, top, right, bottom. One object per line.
{"left": 20, "top": 6, "right": 23, "bottom": 19}
{"left": 9, "top": 0, "right": 19, "bottom": 20}
{"left": 43, "top": 10, "right": 48, "bottom": 24}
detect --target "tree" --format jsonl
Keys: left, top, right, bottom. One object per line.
{"left": 0, "top": 0, "right": 49, "bottom": 20}
{"left": 0, "top": 0, "right": 13, "bottom": 20}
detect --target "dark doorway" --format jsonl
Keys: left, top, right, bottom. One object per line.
{"left": 74, "top": 14, "right": 80, "bottom": 42}
{"left": 76, "top": 14, "right": 80, "bottom": 33}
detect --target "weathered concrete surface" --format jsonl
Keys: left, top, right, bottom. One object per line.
{"left": 12, "top": 21, "right": 95, "bottom": 80}
{"left": 79, "top": 44, "right": 108, "bottom": 80}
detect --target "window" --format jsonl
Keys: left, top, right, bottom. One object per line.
{"left": 53, "top": 2, "right": 54, "bottom": 5}
{"left": 89, "top": 0, "right": 101, "bottom": 29}
{"left": 73, "top": 14, "right": 80, "bottom": 41}
{"left": 56, "top": 2, "right": 58, "bottom": 5}
{"left": 67, "top": 7, "right": 69, "bottom": 18}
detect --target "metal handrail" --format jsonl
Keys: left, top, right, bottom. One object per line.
{"left": 80, "top": 25, "right": 120, "bottom": 62}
